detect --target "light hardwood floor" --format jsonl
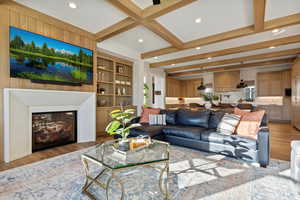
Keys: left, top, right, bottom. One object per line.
{"left": 0, "top": 123, "right": 299, "bottom": 171}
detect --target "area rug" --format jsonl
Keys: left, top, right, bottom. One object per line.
{"left": 0, "top": 146, "right": 299, "bottom": 200}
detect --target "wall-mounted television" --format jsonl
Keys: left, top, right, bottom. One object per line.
{"left": 9, "top": 26, "right": 93, "bottom": 85}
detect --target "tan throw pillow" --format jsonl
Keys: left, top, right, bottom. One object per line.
{"left": 139, "top": 107, "right": 160, "bottom": 124}
{"left": 236, "top": 110, "right": 265, "bottom": 140}
{"left": 217, "top": 114, "right": 241, "bottom": 135}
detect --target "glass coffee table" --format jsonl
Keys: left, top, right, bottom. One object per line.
{"left": 81, "top": 139, "right": 170, "bottom": 200}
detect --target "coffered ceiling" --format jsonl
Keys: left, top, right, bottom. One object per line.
{"left": 14, "top": 0, "right": 300, "bottom": 78}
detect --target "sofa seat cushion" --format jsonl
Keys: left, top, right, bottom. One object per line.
{"left": 201, "top": 130, "right": 257, "bottom": 150}
{"left": 162, "top": 126, "right": 205, "bottom": 140}
{"left": 130, "top": 125, "right": 164, "bottom": 138}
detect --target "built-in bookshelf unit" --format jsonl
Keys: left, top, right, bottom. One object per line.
{"left": 96, "top": 51, "right": 136, "bottom": 135}
{"left": 96, "top": 52, "right": 133, "bottom": 108}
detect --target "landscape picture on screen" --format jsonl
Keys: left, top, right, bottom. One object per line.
{"left": 9, "top": 26, "right": 93, "bottom": 85}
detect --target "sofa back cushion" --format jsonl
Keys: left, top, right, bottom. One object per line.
{"left": 160, "top": 109, "right": 177, "bottom": 125}
{"left": 208, "top": 111, "right": 225, "bottom": 129}
{"left": 176, "top": 109, "right": 210, "bottom": 128}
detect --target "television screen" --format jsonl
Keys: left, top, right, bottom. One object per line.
{"left": 9, "top": 26, "right": 93, "bottom": 85}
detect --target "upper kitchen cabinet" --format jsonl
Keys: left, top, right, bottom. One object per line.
{"left": 257, "top": 70, "right": 291, "bottom": 97}
{"left": 166, "top": 77, "right": 182, "bottom": 97}
{"left": 214, "top": 71, "right": 240, "bottom": 92}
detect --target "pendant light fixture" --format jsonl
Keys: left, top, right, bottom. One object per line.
{"left": 236, "top": 79, "right": 248, "bottom": 88}
{"left": 197, "top": 81, "right": 206, "bottom": 90}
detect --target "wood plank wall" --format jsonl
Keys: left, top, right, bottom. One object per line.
{"left": 0, "top": 2, "right": 97, "bottom": 162}
{"left": 292, "top": 58, "right": 300, "bottom": 130}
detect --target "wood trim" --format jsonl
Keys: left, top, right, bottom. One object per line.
{"left": 105, "top": 0, "right": 143, "bottom": 19}
{"left": 151, "top": 34, "right": 300, "bottom": 68}
{"left": 166, "top": 48, "right": 300, "bottom": 72}
{"left": 142, "top": 13, "right": 300, "bottom": 59}
{"left": 169, "top": 58, "right": 296, "bottom": 77}
{"left": 142, "top": 0, "right": 197, "bottom": 19}
{"left": 253, "top": 0, "right": 266, "bottom": 32}
{"left": 95, "top": 18, "right": 137, "bottom": 42}
{"left": 142, "top": 20, "right": 183, "bottom": 49}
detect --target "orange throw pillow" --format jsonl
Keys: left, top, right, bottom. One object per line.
{"left": 234, "top": 107, "right": 250, "bottom": 117}
{"left": 139, "top": 107, "right": 160, "bottom": 124}
{"left": 236, "top": 110, "right": 265, "bottom": 140}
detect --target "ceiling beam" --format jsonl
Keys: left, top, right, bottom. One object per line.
{"left": 165, "top": 48, "right": 300, "bottom": 72}
{"left": 169, "top": 58, "right": 296, "bottom": 77}
{"left": 150, "top": 34, "right": 300, "bottom": 68}
{"left": 95, "top": 17, "right": 137, "bottom": 42}
{"left": 141, "top": 20, "right": 183, "bottom": 49}
{"left": 142, "top": 13, "right": 300, "bottom": 59}
{"left": 105, "top": 0, "right": 143, "bottom": 19}
{"left": 253, "top": 0, "right": 266, "bottom": 32}
{"left": 142, "top": 0, "right": 197, "bottom": 19}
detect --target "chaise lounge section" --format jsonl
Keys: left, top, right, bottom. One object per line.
{"left": 129, "top": 109, "right": 270, "bottom": 167}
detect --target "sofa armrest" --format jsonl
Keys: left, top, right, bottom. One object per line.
{"left": 257, "top": 127, "right": 270, "bottom": 167}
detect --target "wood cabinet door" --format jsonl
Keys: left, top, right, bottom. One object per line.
{"left": 268, "top": 105, "right": 282, "bottom": 121}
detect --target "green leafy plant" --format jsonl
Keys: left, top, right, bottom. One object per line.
{"left": 143, "top": 83, "right": 150, "bottom": 107}
{"left": 105, "top": 108, "right": 140, "bottom": 141}
{"left": 200, "top": 93, "right": 220, "bottom": 102}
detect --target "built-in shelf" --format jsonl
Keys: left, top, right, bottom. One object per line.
{"left": 98, "top": 81, "right": 114, "bottom": 84}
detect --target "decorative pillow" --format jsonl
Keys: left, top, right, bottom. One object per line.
{"left": 149, "top": 114, "right": 166, "bottom": 125}
{"left": 217, "top": 114, "right": 241, "bottom": 135}
{"left": 234, "top": 107, "right": 250, "bottom": 117}
{"left": 160, "top": 109, "right": 177, "bottom": 125}
{"left": 236, "top": 110, "right": 265, "bottom": 139}
{"left": 139, "top": 107, "right": 160, "bottom": 124}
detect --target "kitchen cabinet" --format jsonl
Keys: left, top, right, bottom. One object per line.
{"left": 257, "top": 105, "right": 290, "bottom": 122}
{"left": 166, "top": 77, "right": 182, "bottom": 97}
{"left": 214, "top": 71, "right": 240, "bottom": 92}
{"left": 257, "top": 71, "right": 283, "bottom": 96}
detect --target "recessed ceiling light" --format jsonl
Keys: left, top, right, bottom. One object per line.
{"left": 269, "top": 46, "right": 276, "bottom": 49}
{"left": 196, "top": 46, "right": 201, "bottom": 50}
{"left": 272, "top": 28, "right": 286, "bottom": 36}
{"left": 195, "top": 18, "right": 202, "bottom": 24}
{"left": 207, "top": 57, "right": 212, "bottom": 60}
{"left": 138, "top": 38, "right": 144, "bottom": 43}
{"left": 68, "top": 2, "right": 77, "bottom": 9}
{"left": 154, "top": 57, "right": 158, "bottom": 60}
{"left": 172, "top": 64, "right": 175, "bottom": 66}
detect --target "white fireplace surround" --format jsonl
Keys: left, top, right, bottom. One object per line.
{"left": 3, "top": 88, "right": 96, "bottom": 163}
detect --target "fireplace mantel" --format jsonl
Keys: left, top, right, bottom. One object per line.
{"left": 3, "top": 88, "right": 96, "bottom": 163}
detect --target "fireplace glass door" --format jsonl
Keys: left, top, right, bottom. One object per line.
{"left": 32, "top": 111, "right": 77, "bottom": 152}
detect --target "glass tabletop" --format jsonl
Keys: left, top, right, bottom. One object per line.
{"left": 82, "top": 139, "right": 169, "bottom": 169}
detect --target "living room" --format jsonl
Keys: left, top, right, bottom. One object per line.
{"left": 0, "top": 0, "right": 300, "bottom": 199}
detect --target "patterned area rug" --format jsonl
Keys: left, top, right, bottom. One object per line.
{"left": 0, "top": 145, "right": 299, "bottom": 200}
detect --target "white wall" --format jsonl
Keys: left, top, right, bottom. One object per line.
{"left": 149, "top": 68, "right": 166, "bottom": 109}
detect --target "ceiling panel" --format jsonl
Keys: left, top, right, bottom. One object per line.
{"left": 131, "top": 0, "right": 153, "bottom": 9}
{"left": 265, "top": 0, "right": 300, "bottom": 20}
{"left": 162, "top": 43, "right": 300, "bottom": 71}
{"left": 14, "top": 0, "right": 128, "bottom": 33}
{"left": 145, "top": 24, "right": 300, "bottom": 64}
{"left": 99, "top": 25, "right": 170, "bottom": 52}
{"left": 156, "top": 0, "right": 253, "bottom": 42}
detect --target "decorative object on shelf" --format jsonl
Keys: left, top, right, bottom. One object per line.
{"left": 122, "top": 88, "right": 126, "bottom": 95}
{"left": 98, "top": 99, "right": 107, "bottom": 107}
{"left": 197, "top": 81, "right": 206, "bottom": 91}
{"left": 99, "top": 88, "right": 105, "bottom": 94}
{"left": 105, "top": 108, "right": 140, "bottom": 151}
{"left": 126, "top": 81, "right": 131, "bottom": 86}
{"left": 116, "top": 65, "right": 124, "bottom": 73}
{"left": 121, "top": 80, "right": 125, "bottom": 85}
{"left": 236, "top": 79, "right": 248, "bottom": 88}
{"left": 117, "top": 87, "right": 121, "bottom": 95}
{"left": 115, "top": 80, "right": 120, "bottom": 84}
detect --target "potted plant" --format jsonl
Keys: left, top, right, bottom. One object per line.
{"left": 105, "top": 108, "right": 140, "bottom": 151}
